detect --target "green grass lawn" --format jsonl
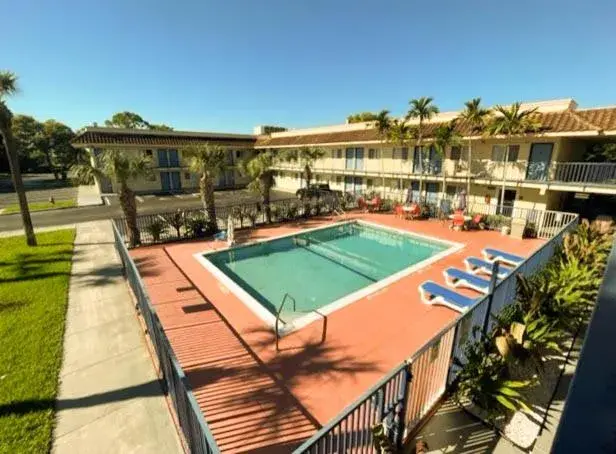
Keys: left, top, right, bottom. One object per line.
{"left": 0, "top": 230, "right": 75, "bottom": 453}
{"left": 1, "top": 199, "right": 77, "bottom": 215}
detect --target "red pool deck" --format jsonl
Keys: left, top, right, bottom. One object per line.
{"left": 130, "top": 213, "right": 543, "bottom": 453}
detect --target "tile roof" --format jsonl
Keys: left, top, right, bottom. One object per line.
{"left": 255, "top": 108, "right": 616, "bottom": 147}
{"left": 72, "top": 128, "right": 256, "bottom": 147}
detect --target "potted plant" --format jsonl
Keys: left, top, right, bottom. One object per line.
{"left": 166, "top": 210, "right": 185, "bottom": 238}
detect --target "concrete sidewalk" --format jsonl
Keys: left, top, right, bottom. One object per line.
{"left": 77, "top": 184, "right": 103, "bottom": 207}
{"left": 52, "top": 221, "right": 182, "bottom": 454}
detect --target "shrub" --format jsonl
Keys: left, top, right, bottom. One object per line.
{"left": 165, "top": 210, "right": 185, "bottom": 238}
{"left": 524, "top": 222, "right": 537, "bottom": 238}
{"left": 245, "top": 208, "right": 258, "bottom": 227}
{"left": 145, "top": 220, "right": 167, "bottom": 242}
{"left": 231, "top": 206, "right": 244, "bottom": 228}
{"left": 454, "top": 330, "right": 533, "bottom": 421}
{"left": 287, "top": 202, "right": 299, "bottom": 220}
{"left": 185, "top": 215, "right": 207, "bottom": 238}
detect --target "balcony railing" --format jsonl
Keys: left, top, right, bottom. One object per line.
{"left": 274, "top": 160, "right": 616, "bottom": 188}
{"left": 550, "top": 162, "right": 616, "bottom": 185}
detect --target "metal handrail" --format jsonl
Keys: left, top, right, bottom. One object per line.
{"left": 275, "top": 292, "right": 297, "bottom": 351}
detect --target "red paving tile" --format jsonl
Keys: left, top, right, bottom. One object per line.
{"left": 130, "top": 213, "right": 543, "bottom": 452}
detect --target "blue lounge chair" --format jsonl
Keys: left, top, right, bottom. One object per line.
{"left": 443, "top": 268, "right": 494, "bottom": 294}
{"left": 482, "top": 248, "right": 524, "bottom": 267}
{"left": 419, "top": 281, "right": 478, "bottom": 313}
{"left": 464, "top": 257, "right": 512, "bottom": 278}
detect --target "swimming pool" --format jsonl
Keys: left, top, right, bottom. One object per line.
{"left": 195, "top": 220, "right": 462, "bottom": 335}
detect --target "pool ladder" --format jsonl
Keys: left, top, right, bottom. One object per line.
{"left": 274, "top": 293, "right": 328, "bottom": 352}
{"left": 275, "top": 293, "right": 296, "bottom": 351}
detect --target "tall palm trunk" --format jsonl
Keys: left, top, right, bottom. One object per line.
{"left": 500, "top": 140, "right": 510, "bottom": 210}
{"left": 201, "top": 173, "right": 217, "bottom": 232}
{"left": 304, "top": 164, "right": 312, "bottom": 187}
{"left": 1, "top": 124, "right": 36, "bottom": 245}
{"left": 417, "top": 127, "right": 424, "bottom": 201}
{"left": 120, "top": 183, "right": 140, "bottom": 247}
{"left": 467, "top": 137, "right": 472, "bottom": 196}
{"left": 262, "top": 174, "right": 272, "bottom": 223}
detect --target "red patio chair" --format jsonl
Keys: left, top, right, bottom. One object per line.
{"left": 370, "top": 196, "right": 382, "bottom": 212}
{"left": 394, "top": 204, "right": 404, "bottom": 218}
{"left": 451, "top": 213, "right": 466, "bottom": 231}
{"left": 358, "top": 197, "right": 367, "bottom": 212}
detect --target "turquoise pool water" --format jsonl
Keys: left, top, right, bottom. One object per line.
{"left": 204, "top": 222, "right": 448, "bottom": 319}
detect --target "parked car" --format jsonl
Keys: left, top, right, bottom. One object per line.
{"left": 295, "top": 184, "right": 343, "bottom": 200}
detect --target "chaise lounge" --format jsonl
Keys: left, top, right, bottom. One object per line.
{"left": 419, "top": 281, "right": 480, "bottom": 313}
{"left": 443, "top": 267, "right": 495, "bottom": 294}
{"left": 464, "top": 257, "right": 512, "bottom": 278}
{"left": 482, "top": 248, "right": 525, "bottom": 267}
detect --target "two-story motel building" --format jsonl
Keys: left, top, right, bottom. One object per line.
{"left": 72, "top": 99, "right": 616, "bottom": 219}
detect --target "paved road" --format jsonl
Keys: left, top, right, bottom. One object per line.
{"left": 0, "top": 189, "right": 295, "bottom": 232}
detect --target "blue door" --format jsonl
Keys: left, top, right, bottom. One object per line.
{"left": 168, "top": 150, "right": 180, "bottom": 167}
{"left": 157, "top": 150, "right": 169, "bottom": 167}
{"left": 160, "top": 172, "right": 171, "bottom": 192}
{"left": 411, "top": 181, "right": 420, "bottom": 202}
{"left": 354, "top": 177, "right": 363, "bottom": 193}
{"left": 345, "top": 148, "right": 354, "bottom": 169}
{"left": 526, "top": 143, "right": 553, "bottom": 181}
{"left": 426, "top": 182, "right": 439, "bottom": 205}
{"left": 428, "top": 146, "right": 442, "bottom": 175}
{"left": 355, "top": 148, "right": 364, "bottom": 170}
{"left": 344, "top": 176, "right": 353, "bottom": 192}
{"left": 170, "top": 171, "right": 181, "bottom": 191}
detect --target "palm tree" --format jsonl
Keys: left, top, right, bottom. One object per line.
{"left": 0, "top": 71, "right": 36, "bottom": 246}
{"left": 486, "top": 102, "right": 541, "bottom": 208}
{"left": 406, "top": 97, "right": 439, "bottom": 200}
{"left": 373, "top": 109, "right": 392, "bottom": 141}
{"left": 433, "top": 120, "right": 462, "bottom": 199}
{"left": 183, "top": 142, "right": 228, "bottom": 232}
{"left": 241, "top": 150, "right": 277, "bottom": 223}
{"left": 284, "top": 146, "right": 325, "bottom": 188}
{"left": 387, "top": 119, "right": 415, "bottom": 200}
{"left": 458, "top": 98, "right": 491, "bottom": 195}
{"left": 72, "top": 150, "right": 152, "bottom": 247}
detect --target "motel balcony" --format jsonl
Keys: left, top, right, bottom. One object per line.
{"left": 273, "top": 161, "right": 616, "bottom": 192}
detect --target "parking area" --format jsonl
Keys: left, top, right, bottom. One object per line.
{"left": 0, "top": 174, "right": 78, "bottom": 208}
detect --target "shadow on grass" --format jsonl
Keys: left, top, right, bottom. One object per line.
{"left": 0, "top": 380, "right": 164, "bottom": 417}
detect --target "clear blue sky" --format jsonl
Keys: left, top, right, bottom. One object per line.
{"left": 3, "top": 0, "right": 616, "bottom": 133}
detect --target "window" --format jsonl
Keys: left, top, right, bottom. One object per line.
{"left": 429, "top": 338, "right": 441, "bottom": 363}
{"left": 401, "top": 147, "right": 409, "bottom": 160}
{"left": 450, "top": 146, "right": 462, "bottom": 161}
{"left": 366, "top": 179, "right": 374, "bottom": 188}
{"left": 336, "top": 149, "right": 343, "bottom": 159}
{"left": 368, "top": 149, "right": 379, "bottom": 159}
{"left": 336, "top": 176, "right": 342, "bottom": 184}
{"left": 315, "top": 175, "right": 321, "bottom": 182}
{"left": 184, "top": 172, "right": 191, "bottom": 180}
{"left": 492, "top": 145, "right": 519, "bottom": 162}
{"left": 446, "top": 185, "right": 458, "bottom": 196}
{"left": 236, "top": 150, "right": 242, "bottom": 159}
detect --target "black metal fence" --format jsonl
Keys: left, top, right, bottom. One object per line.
{"left": 115, "top": 193, "right": 351, "bottom": 246}
{"left": 112, "top": 222, "right": 219, "bottom": 454}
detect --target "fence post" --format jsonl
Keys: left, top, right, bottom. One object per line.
{"left": 482, "top": 261, "right": 500, "bottom": 337}
{"left": 393, "top": 364, "right": 413, "bottom": 448}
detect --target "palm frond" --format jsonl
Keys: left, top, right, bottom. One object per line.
{"left": 0, "top": 71, "right": 18, "bottom": 100}
{"left": 71, "top": 162, "right": 104, "bottom": 185}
